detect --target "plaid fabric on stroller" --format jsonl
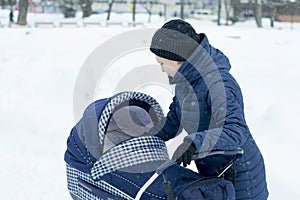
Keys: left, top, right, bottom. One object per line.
{"left": 64, "top": 92, "right": 237, "bottom": 200}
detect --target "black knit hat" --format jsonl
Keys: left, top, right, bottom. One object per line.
{"left": 150, "top": 19, "right": 201, "bottom": 61}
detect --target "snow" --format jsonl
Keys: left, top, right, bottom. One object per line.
{"left": 1, "top": 10, "right": 300, "bottom": 199}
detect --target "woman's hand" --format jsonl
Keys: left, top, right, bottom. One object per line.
{"left": 172, "top": 141, "right": 196, "bottom": 167}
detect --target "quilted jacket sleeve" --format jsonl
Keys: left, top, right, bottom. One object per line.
{"left": 149, "top": 96, "right": 183, "bottom": 141}
{"left": 186, "top": 73, "right": 249, "bottom": 152}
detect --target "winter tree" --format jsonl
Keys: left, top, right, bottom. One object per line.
{"left": 254, "top": 0, "right": 263, "bottom": 27}
{"left": 17, "top": 0, "right": 28, "bottom": 25}
{"left": 79, "top": 0, "right": 92, "bottom": 18}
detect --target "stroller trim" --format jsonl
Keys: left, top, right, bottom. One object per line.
{"left": 67, "top": 164, "right": 134, "bottom": 200}
{"left": 91, "top": 136, "right": 169, "bottom": 180}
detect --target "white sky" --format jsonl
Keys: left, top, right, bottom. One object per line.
{"left": 1, "top": 10, "right": 300, "bottom": 199}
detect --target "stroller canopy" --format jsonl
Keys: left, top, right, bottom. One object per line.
{"left": 65, "top": 92, "right": 166, "bottom": 173}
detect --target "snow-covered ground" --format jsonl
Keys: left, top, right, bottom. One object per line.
{"left": 1, "top": 10, "right": 300, "bottom": 199}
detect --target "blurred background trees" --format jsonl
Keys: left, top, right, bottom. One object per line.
{"left": 79, "top": 0, "right": 92, "bottom": 17}
{"left": 61, "top": 0, "right": 77, "bottom": 17}
{"left": 1, "top": 0, "right": 299, "bottom": 28}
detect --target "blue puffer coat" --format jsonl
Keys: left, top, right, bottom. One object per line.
{"left": 154, "top": 34, "right": 269, "bottom": 199}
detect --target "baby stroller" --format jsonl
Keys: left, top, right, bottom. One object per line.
{"left": 64, "top": 92, "right": 242, "bottom": 200}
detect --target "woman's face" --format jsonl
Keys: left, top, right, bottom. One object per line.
{"left": 155, "top": 56, "right": 184, "bottom": 77}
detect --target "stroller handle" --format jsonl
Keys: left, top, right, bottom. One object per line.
{"left": 191, "top": 148, "right": 244, "bottom": 160}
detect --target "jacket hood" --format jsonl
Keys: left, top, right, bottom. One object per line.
{"left": 170, "top": 33, "right": 231, "bottom": 85}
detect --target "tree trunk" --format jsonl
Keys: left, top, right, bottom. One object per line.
{"left": 270, "top": 5, "right": 276, "bottom": 28}
{"left": 106, "top": 0, "right": 115, "bottom": 21}
{"left": 142, "top": 2, "right": 152, "bottom": 23}
{"left": 132, "top": 0, "right": 136, "bottom": 22}
{"left": 217, "top": 0, "right": 222, "bottom": 25}
{"left": 231, "top": 0, "right": 241, "bottom": 23}
{"left": 81, "top": 0, "right": 93, "bottom": 18}
{"left": 254, "top": 0, "right": 262, "bottom": 27}
{"left": 224, "top": 0, "right": 231, "bottom": 25}
{"left": 180, "top": 0, "right": 184, "bottom": 19}
{"left": 164, "top": 4, "right": 166, "bottom": 21}
{"left": 17, "top": 0, "right": 28, "bottom": 25}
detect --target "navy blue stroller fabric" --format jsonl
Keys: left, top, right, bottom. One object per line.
{"left": 64, "top": 92, "right": 235, "bottom": 200}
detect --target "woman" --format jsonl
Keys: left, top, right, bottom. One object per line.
{"left": 149, "top": 19, "right": 268, "bottom": 199}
